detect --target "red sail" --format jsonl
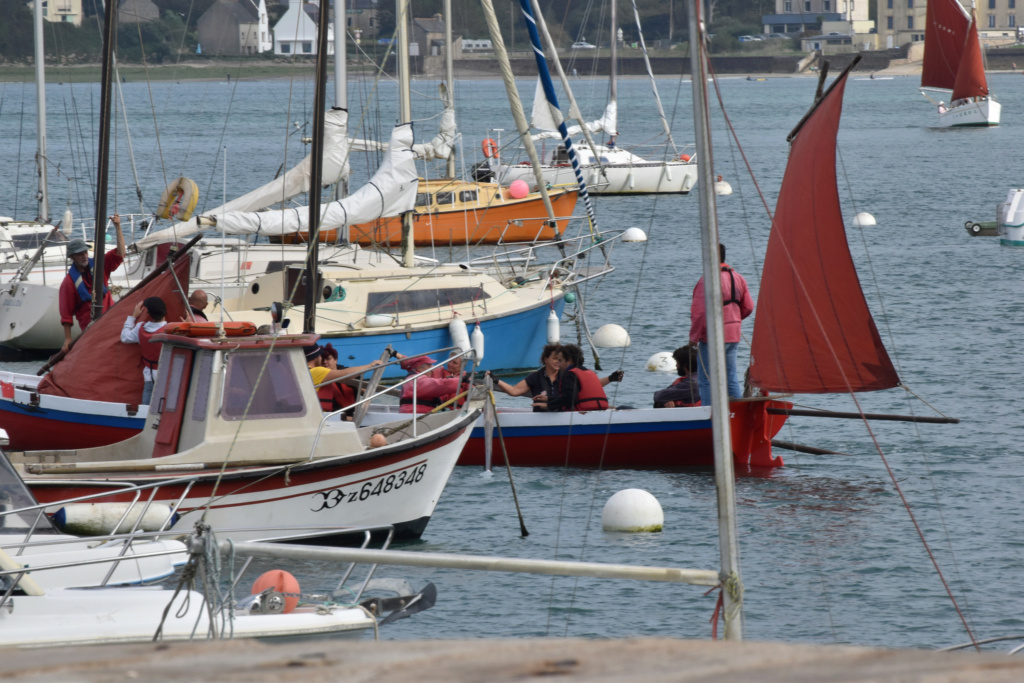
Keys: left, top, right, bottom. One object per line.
{"left": 38, "top": 255, "right": 192, "bottom": 403}
{"left": 921, "top": 0, "right": 970, "bottom": 91}
{"left": 749, "top": 73, "right": 899, "bottom": 394}
{"left": 951, "top": 18, "right": 989, "bottom": 101}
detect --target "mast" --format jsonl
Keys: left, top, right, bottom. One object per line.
{"left": 334, "top": 0, "right": 349, "bottom": 200}
{"left": 609, "top": 0, "right": 617, "bottom": 106}
{"left": 91, "top": 0, "right": 117, "bottom": 323}
{"left": 444, "top": 0, "right": 456, "bottom": 178}
{"left": 687, "top": 0, "right": 744, "bottom": 641}
{"left": 398, "top": 0, "right": 415, "bottom": 267}
{"left": 33, "top": 0, "right": 49, "bottom": 223}
{"left": 304, "top": 0, "right": 332, "bottom": 333}
{"left": 479, "top": 0, "right": 557, "bottom": 222}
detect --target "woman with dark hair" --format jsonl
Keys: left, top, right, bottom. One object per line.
{"left": 541, "top": 343, "right": 612, "bottom": 412}
{"left": 493, "top": 343, "right": 562, "bottom": 412}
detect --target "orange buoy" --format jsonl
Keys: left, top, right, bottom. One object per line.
{"left": 680, "top": 154, "right": 691, "bottom": 162}
{"left": 251, "top": 569, "right": 300, "bottom": 613}
{"left": 481, "top": 138, "right": 499, "bottom": 158}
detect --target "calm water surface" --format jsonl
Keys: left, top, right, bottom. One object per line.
{"left": 0, "top": 70, "right": 1021, "bottom": 649}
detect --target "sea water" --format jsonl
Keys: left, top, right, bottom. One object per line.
{"left": 0, "top": 71, "right": 1021, "bottom": 649}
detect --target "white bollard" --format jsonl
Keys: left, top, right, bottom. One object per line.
{"left": 602, "top": 489, "right": 664, "bottom": 532}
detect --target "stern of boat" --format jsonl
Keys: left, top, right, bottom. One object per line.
{"left": 730, "top": 398, "right": 791, "bottom": 469}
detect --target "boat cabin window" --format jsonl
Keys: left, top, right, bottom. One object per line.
{"left": 367, "top": 286, "right": 491, "bottom": 315}
{"left": 434, "top": 192, "right": 454, "bottom": 206}
{"left": 191, "top": 352, "right": 214, "bottom": 422}
{"left": 458, "top": 190, "right": 478, "bottom": 203}
{"left": 415, "top": 193, "right": 432, "bottom": 207}
{"left": 7, "top": 233, "right": 51, "bottom": 251}
{"left": 222, "top": 350, "right": 307, "bottom": 420}
{"left": 552, "top": 146, "right": 570, "bottom": 163}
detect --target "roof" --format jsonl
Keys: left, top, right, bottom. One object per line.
{"left": 199, "top": 0, "right": 259, "bottom": 25}
{"left": 414, "top": 15, "right": 445, "bottom": 34}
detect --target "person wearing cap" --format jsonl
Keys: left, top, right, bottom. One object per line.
{"left": 58, "top": 213, "right": 127, "bottom": 353}
{"left": 120, "top": 296, "right": 167, "bottom": 405}
{"left": 305, "top": 345, "right": 381, "bottom": 417}
{"left": 398, "top": 355, "right": 461, "bottom": 414}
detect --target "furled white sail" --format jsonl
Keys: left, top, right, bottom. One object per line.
{"left": 134, "top": 108, "right": 351, "bottom": 249}
{"left": 204, "top": 123, "right": 417, "bottom": 236}
{"left": 529, "top": 77, "right": 617, "bottom": 141}
{"left": 349, "top": 85, "right": 457, "bottom": 161}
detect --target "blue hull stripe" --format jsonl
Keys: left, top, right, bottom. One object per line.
{"left": 0, "top": 399, "right": 144, "bottom": 430}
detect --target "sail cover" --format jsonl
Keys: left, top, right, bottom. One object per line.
{"left": 37, "top": 253, "right": 192, "bottom": 403}
{"left": 921, "top": 0, "right": 971, "bottom": 91}
{"left": 204, "top": 123, "right": 418, "bottom": 236}
{"left": 951, "top": 17, "right": 990, "bottom": 100}
{"left": 134, "top": 108, "right": 351, "bottom": 249}
{"left": 749, "top": 72, "right": 899, "bottom": 394}
{"left": 350, "top": 98, "right": 457, "bottom": 161}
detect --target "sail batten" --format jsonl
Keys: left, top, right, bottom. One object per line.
{"left": 749, "top": 73, "right": 899, "bottom": 395}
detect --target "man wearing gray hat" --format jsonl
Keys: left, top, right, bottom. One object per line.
{"left": 58, "top": 213, "right": 127, "bottom": 353}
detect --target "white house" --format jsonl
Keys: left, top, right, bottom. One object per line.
{"left": 273, "top": 0, "right": 334, "bottom": 56}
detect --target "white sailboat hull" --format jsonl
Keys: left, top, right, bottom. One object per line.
{"left": 0, "top": 279, "right": 66, "bottom": 349}
{"left": 502, "top": 159, "right": 698, "bottom": 195}
{"left": 938, "top": 98, "right": 1000, "bottom": 127}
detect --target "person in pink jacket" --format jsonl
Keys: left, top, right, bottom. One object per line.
{"left": 398, "top": 355, "right": 461, "bottom": 413}
{"left": 689, "top": 244, "right": 754, "bottom": 406}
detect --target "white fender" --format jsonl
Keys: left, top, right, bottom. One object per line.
{"left": 546, "top": 309, "right": 560, "bottom": 343}
{"left": 449, "top": 316, "right": 471, "bottom": 352}
{"left": 52, "top": 503, "right": 178, "bottom": 535}
{"left": 471, "top": 323, "right": 485, "bottom": 363}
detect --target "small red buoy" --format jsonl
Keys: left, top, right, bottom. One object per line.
{"left": 680, "top": 154, "right": 691, "bottom": 162}
{"left": 252, "top": 570, "right": 300, "bottom": 613}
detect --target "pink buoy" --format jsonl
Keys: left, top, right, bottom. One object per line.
{"left": 508, "top": 179, "right": 529, "bottom": 199}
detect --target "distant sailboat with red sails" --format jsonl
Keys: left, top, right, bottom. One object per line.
{"left": 921, "top": 0, "right": 1000, "bottom": 127}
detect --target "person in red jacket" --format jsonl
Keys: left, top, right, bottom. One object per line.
{"left": 120, "top": 296, "right": 167, "bottom": 405}
{"left": 539, "top": 343, "right": 613, "bottom": 412}
{"left": 59, "top": 214, "right": 126, "bottom": 353}
{"left": 689, "top": 243, "right": 754, "bottom": 407}
{"left": 398, "top": 355, "right": 460, "bottom": 414}
{"left": 306, "top": 344, "right": 381, "bottom": 418}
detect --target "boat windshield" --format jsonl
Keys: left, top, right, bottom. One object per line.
{"left": 367, "top": 287, "right": 491, "bottom": 316}
{"left": 222, "top": 350, "right": 307, "bottom": 421}
{"left": 0, "top": 454, "right": 59, "bottom": 535}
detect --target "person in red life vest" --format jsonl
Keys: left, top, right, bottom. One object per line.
{"left": 689, "top": 243, "right": 754, "bottom": 407}
{"left": 537, "top": 343, "right": 614, "bottom": 412}
{"left": 305, "top": 344, "right": 381, "bottom": 418}
{"left": 59, "top": 214, "right": 127, "bottom": 353}
{"left": 653, "top": 344, "right": 701, "bottom": 408}
{"left": 437, "top": 352, "right": 472, "bottom": 409}
{"left": 120, "top": 296, "right": 167, "bottom": 405}
{"left": 188, "top": 290, "right": 209, "bottom": 322}
{"left": 398, "top": 355, "right": 461, "bottom": 414}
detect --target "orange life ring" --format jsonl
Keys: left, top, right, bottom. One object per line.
{"left": 481, "top": 138, "right": 499, "bottom": 158}
{"left": 163, "top": 321, "right": 258, "bottom": 337}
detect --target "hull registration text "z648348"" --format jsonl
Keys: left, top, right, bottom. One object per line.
{"left": 310, "top": 463, "right": 428, "bottom": 512}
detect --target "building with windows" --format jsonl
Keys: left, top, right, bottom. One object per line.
{"left": 877, "top": 0, "right": 1019, "bottom": 50}
{"left": 197, "top": 0, "right": 272, "bottom": 56}
{"left": 763, "top": 0, "right": 872, "bottom": 36}
{"left": 411, "top": 12, "right": 462, "bottom": 57}
{"left": 37, "top": 0, "right": 83, "bottom": 27}
{"left": 273, "top": 0, "right": 334, "bottom": 56}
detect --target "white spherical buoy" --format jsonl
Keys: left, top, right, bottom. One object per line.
{"left": 852, "top": 212, "right": 876, "bottom": 227}
{"left": 592, "top": 323, "right": 630, "bottom": 348}
{"left": 714, "top": 175, "right": 733, "bottom": 196}
{"left": 645, "top": 351, "right": 676, "bottom": 372}
{"left": 621, "top": 226, "right": 648, "bottom": 242}
{"left": 602, "top": 489, "right": 664, "bottom": 532}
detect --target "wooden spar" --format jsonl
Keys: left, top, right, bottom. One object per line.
{"left": 766, "top": 407, "right": 959, "bottom": 424}
{"left": 787, "top": 55, "right": 860, "bottom": 142}
{"left": 771, "top": 440, "right": 851, "bottom": 456}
